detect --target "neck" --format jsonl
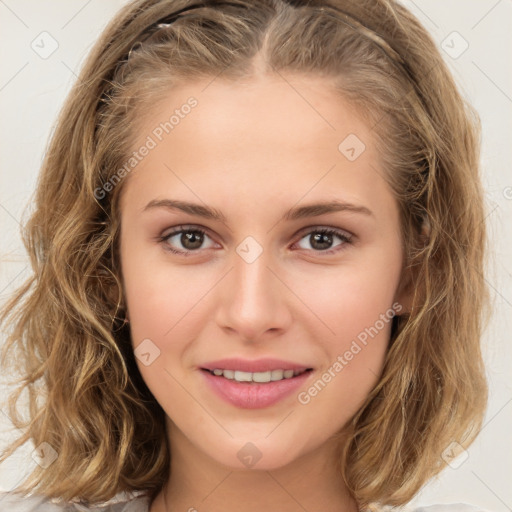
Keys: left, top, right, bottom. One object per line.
{"left": 152, "top": 418, "right": 359, "bottom": 512}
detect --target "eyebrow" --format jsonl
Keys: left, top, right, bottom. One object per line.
{"left": 142, "top": 198, "right": 374, "bottom": 222}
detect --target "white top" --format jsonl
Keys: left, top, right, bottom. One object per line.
{"left": 0, "top": 492, "right": 492, "bottom": 512}
{"left": 0, "top": 492, "right": 151, "bottom": 511}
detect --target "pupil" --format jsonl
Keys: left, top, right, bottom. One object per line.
{"left": 311, "top": 232, "right": 332, "bottom": 250}
{"left": 182, "top": 231, "right": 203, "bottom": 250}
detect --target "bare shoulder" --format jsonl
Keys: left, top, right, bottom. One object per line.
{"left": 0, "top": 491, "right": 151, "bottom": 512}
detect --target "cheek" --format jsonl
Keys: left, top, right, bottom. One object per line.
{"left": 122, "top": 243, "right": 205, "bottom": 340}
{"left": 300, "top": 257, "right": 400, "bottom": 341}
{"left": 296, "top": 249, "right": 401, "bottom": 394}
{"left": 121, "top": 250, "right": 206, "bottom": 416}
{"left": 296, "top": 269, "right": 397, "bottom": 430}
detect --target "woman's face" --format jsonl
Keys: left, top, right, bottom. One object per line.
{"left": 119, "top": 74, "right": 409, "bottom": 470}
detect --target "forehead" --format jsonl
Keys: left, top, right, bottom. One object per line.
{"left": 133, "top": 73, "right": 370, "bottom": 150}
{"left": 120, "top": 73, "right": 395, "bottom": 222}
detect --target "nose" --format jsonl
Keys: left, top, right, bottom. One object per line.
{"left": 214, "top": 247, "right": 293, "bottom": 343}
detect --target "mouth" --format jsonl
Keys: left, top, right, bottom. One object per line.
{"left": 200, "top": 367, "right": 313, "bottom": 384}
{"left": 199, "top": 366, "right": 314, "bottom": 409}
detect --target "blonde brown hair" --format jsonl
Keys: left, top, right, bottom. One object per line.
{"left": 0, "top": 0, "right": 489, "bottom": 508}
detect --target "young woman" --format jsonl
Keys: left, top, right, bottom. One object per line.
{"left": 0, "top": 1, "right": 491, "bottom": 511}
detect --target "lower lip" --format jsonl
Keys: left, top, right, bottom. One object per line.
{"left": 200, "top": 369, "right": 313, "bottom": 409}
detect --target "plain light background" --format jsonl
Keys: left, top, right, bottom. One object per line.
{"left": 0, "top": 0, "right": 511, "bottom": 510}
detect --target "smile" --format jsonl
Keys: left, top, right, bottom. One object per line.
{"left": 202, "top": 368, "right": 311, "bottom": 383}
{"left": 200, "top": 368, "right": 314, "bottom": 409}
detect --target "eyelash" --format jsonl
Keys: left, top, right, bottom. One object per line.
{"left": 158, "top": 225, "right": 353, "bottom": 257}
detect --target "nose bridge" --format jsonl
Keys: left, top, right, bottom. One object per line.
{"left": 216, "top": 242, "right": 290, "bottom": 340}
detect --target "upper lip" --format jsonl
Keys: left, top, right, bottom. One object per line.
{"left": 200, "top": 358, "right": 313, "bottom": 373}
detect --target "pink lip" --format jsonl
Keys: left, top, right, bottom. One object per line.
{"left": 200, "top": 368, "right": 313, "bottom": 409}
{"left": 199, "top": 357, "right": 313, "bottom": 373}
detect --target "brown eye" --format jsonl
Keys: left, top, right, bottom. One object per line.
{"left": 160, "top": 226, "right": 216, "bottom": 255}
{"left": 294, "top": 228, "right": 352, "bottom": 254}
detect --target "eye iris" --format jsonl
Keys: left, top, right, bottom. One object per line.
{"left": 181, "top": 231, "right": 204, "bottom": 250}
{"left": 311, "top": 232, "right": 333, "bottom": 250}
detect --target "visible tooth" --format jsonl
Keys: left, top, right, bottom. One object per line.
{"left": 234, "top": 370, "right": 252, "bottom": 382}
{"left": 252, "top": 371, "right": 272, "bottom": 383}
{"left": 214, "top": 368, "right": 304, "bottom": 382}
{"left": 223, "top": 369, "right": 235, "bottom": 379}
{"left": 270, "top": 369, "right": 284, "bottom": 381}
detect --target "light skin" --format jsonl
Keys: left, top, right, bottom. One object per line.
{"left": 118, "top": 73, "right": 412, "bottom": 512}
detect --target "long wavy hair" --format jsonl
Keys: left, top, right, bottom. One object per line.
{"left": 0, "top": 0, "right": 490, "bottom": 508}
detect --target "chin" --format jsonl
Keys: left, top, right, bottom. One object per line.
{"left": 207, "top": 437, "right": 303, "bottom": 472}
